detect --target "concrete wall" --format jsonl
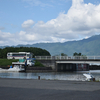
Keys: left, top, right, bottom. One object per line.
{"left": 37, "top": 59, "right": 98, "bottom": 72}
{"left": 37, "top": 60, "right": 56, "bottom": 70}
{"left": 38, "top": 60, "right": 89, "bottom": 71}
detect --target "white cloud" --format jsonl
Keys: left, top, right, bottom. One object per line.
{"left": 22, "top": 20, "right": 34, "bottom": 28}
{"left": 0, "top": 31, "right": 14, "bottom": 46}
{"left": 19, "top": 31, "right": 35, "bottom": 41}
{"left": 0, "top": 31, "right": 12, "bottom": 40}
{"left": 1, "top": 0, "right": 100, "bottom": 46}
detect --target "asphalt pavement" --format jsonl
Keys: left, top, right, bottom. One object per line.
{"left": 0, "top": 78, "right": 100, "bottom": 100}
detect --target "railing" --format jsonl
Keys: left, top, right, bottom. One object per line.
{"left": 35, "top": 56, "right": 100, "bottom": 60}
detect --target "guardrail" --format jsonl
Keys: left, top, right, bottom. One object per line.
{"left": 35, "top": 56, "right": 100, "bottom": 60}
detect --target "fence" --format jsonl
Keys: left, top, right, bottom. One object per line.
{"left": 35, "top": 56, "right": 100, "bottom": 60}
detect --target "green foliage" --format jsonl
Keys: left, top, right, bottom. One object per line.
{"left": 73, "top": 52, "right": 87, "bottom": 59}
{"left": 0, "top": 47, "right": 51, "bottom": 58}
{"left": 0, "top": 59, "right": 44, "bottom": 67}
{"left": 61, "top": 53, "right": 67, "bottom": 56}
{"left": 73, "top": 52, "right": 82, "bottom": 56}
{"left": 34, "top": 60, "right": 45, "bottom": 67}
{"left": 0, "top": 59, "right": 18, "bottom": 66}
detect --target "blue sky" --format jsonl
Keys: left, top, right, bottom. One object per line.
{"left": 0, "top": 0, "right": 100, "bottom": 46}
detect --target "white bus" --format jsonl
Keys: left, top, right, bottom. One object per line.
{"left": 7, "top": 52, "right": 33, "bottom": 59}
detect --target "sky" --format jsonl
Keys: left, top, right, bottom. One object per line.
{"left": 0, "top": 0, "right": 100, "bottom": 46}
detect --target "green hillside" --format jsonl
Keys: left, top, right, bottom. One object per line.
{"left": 0, "top": 34, "right": 100, "bottom": 56}
{"left": 29, "top": 34, "right": 100, "bottom": 56}
{"left": 0, "top": 47, "right": 51, "bottom": 58}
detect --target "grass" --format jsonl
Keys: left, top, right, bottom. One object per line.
{"left": 0, "top": 59, "right": 44, "bottom": 67}
{"left": 34, "top": 60, "right": 45, "bottom": 67}
{"left": 95, "top": 80, "right": 100, "bottom": 82}
{"left": 0, "top": 59, "right": 18, "bottom": 66}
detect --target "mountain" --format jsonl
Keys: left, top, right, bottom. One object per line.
{"left": 1, "top": 34, "right": 100, "bottom": 56}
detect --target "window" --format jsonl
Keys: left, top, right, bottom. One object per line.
{"left": 27, "top": 54, "right": 30, "bottom": 57}
{"left": 12, "top": 54, "right": 26, "bottom": 57}
{"left": 7, "top": 53, "right": 12, "bottom": 56}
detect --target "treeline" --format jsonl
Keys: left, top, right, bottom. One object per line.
{"left": 58, "top": 52, "right": 86, "bottom": 57}
{"left": 0, "top": 47, "right": 51, "bottom": 58}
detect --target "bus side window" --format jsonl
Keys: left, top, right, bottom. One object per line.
{"left": 27, "top": 54, "right": 30, "bottom": 57}
{"left": 7, "top": 53, "right": 12, "bottom": 56}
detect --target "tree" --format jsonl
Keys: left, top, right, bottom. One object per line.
{"left": 73, "top": 52, "right": 81, "bottom": 56}
{"left": 73, "top": 52, "right": 87, "bottom": 59}
{"left": 0, "top": 47, "right": 51, "bottom": 58}
{"left": 61, "top": 53, "right": 67, "bottom": 56}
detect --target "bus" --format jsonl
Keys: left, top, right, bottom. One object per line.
{"left": 7, "top": 52, "right": 33, "bottom": 59}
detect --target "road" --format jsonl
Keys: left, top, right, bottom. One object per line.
{"left": 0, "top": 78, "right": 100, "bottom": 100}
